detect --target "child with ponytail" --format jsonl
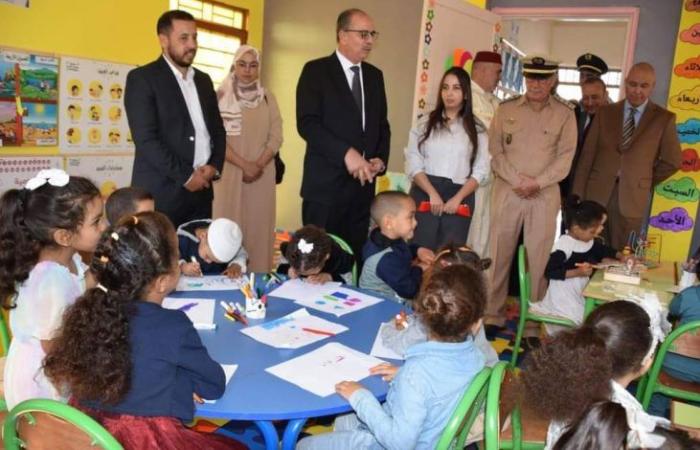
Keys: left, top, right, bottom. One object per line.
{"left": 0, "top": 169, "right": 105, "bottom": 409}
{"left": 43, "top": 212, "right": 245, "bottom": 449}
{"left": 519, "top": 300, "right": 670, "bottom": 449}
{"left": 531, "top": 195, "right": 622, "bottom": 333}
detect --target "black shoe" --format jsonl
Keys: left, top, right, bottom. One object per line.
{"left": 522, "top": 337, "right": 541, "bottom": 352}
{"left": 485, "top": 324, "right": 503, "bottom": 341}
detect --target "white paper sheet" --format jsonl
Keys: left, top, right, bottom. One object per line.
{"left": 294, "top": 287, "right": 384, "bottom": 317}
{"left": 265, "top": 342, "right": 385, "bottom": 397}
{"left": 240, "top": 308, "right": 348, "bottom": 349}
{"left": 162, "top": 297, "right": 216, "bottom": 329}
{"left": 268, "top": 278, "right": 341, "bottom": 301}
{"left": 370, "top": 323, "right": 404, "bottom": 360}
{"left": 176, "top": 275, "right": 246, "bottom": 292}
{"left": 203, "top": 364, "right": 238, "bottom": 404}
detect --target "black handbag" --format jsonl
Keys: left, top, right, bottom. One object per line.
{"left": 274, "top": 152, "right": 285, "bottom": 185}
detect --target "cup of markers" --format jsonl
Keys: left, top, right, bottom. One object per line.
{"left": 242, "top": 273, "right": 267, "bottom": 319}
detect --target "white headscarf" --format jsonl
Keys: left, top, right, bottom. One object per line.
{"left": 217, "top": 45, "right": 265, "bottom": 136}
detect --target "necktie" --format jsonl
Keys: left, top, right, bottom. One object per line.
{"left": 350, "top": 66, "right": 362, "bottom": 112}
{"left": 621, "top": 107, "right": 637, "bottom": 150}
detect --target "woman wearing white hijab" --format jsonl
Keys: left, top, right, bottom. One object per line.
{"left": 213, "top": 45, "right": 283, "bottom": 272}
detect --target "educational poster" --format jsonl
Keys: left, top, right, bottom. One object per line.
{"left": 59, "top": 56, "right": 134, "bottom": 152}
{"left": 0, "top": 49, "right": 58, "bottom": 148}
{"left": 0, "top": 156, "right": 63, "bottom": 193}
{"left": 411, "top": 0, "right": 499, "bottom": 124}
{"left": 649, "top": 2, "right": 700, "bottom": 260}
{"left": 64, "top": 155, "right": 133, "bottom": 197}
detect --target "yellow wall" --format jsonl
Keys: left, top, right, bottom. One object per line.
{"left": 466, "top": 0, "right": 486, "bottom": 8}
{"left": 0, "top": 0, "right": 264, "bottom": 156}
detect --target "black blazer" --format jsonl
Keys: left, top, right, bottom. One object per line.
{"left": 296, "top": 52, "right": 390, "bottom": 205}
{"left": 124, "top": 56, "right": 226, "bottom": 209}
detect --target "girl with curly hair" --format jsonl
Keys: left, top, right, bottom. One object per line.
{"left": 519, "top": 300, "right": 669, "bottom": 449}
{"left": 380, "top": 243, "right": 498, "bottom": 367}
{"left": 0, "top": 169, "right": 104, "bottom": 409}
{"left": 43, "top": 212, "right": 245, "bottom": 450}
{"left": 277, "top": 224, "right": 354, "bottom": 284}
{"left": 297, "top": 264, "right": 487, "bottom": 450}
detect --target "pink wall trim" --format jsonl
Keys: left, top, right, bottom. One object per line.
{"left": 492, "top": 6, "right": 639, "bottom": 76}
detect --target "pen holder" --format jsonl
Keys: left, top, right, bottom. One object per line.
{"left": 245, "top": 295, "right": 266, "bottom": 319}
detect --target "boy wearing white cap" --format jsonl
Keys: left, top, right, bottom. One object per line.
{"left": 177, "top": 218, "right": 248, "bottom": 278}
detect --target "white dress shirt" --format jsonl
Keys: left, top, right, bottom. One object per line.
{"left": 335, "top": 49, "right": 365, "bottom": 130}
{"left": 405, "top": 118, "right": 490, "bottom": 185}
{"left": 163, "top": 55, "right": 212, "bottom": 169}
{"left": 624, "top": 98, "right": 648, "bottom": 127}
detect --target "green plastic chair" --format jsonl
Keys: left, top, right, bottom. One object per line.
{"left": 640, "top": 320, "right": 700, "bottom": 410}
{"left": 510, "top": 245, "right": 577, "bottom": 366}
{"left": 3, "top": 398, "right": 123, "bottom": 449}
{"left": 0, "top": 307, "right": 11, "bottom": 411}
{"left": 436, "top": 366, "right": 492, "bottom": 450}
{"left": 484, "top": 362, "right": 545, "bottom": 450}
{"left": 328, "top": 233, "right": 358, "bottom": 286}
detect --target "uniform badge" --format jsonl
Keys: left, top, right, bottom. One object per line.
{"left": 505, "top": 133, "right": 512, "bottom": 145}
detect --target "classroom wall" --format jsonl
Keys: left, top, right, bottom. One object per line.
{"left": 262, "top": 0, "right": 423, "bottom": 231}
{"left": 0, "top": 0, "right": 265, "bottom": 157}
{"left": 487, "top": 0, "right": 682, "bottom": 106}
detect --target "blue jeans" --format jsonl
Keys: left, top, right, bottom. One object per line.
{"left": 296, "top": 413, "right": 382, "bottom": 450}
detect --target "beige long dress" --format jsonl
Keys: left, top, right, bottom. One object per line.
{"left": 213, "top": 90, "right": 283, "bottom": 272}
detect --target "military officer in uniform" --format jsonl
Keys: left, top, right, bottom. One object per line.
{"left": 577, "top": 52, "right": 608, "bottom": 84}
{"left": 486, "top": 55, "right": 577, "bottom": 333}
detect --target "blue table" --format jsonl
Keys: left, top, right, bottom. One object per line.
{"left": 171, "top": 284, "right": 404, "bottom": 450}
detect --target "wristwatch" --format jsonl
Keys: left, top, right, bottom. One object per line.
{"left": 212, "top": 169, "right": 221, "bottom": 181}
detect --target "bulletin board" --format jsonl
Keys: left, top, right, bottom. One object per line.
{"left": 0, "top": 47, "right": 135, "bottom": 198}
{"left": 648, "top": 1, "right": 700, "bottom": 261}
{"left": 411, "top": 0, "right": 500, "bottom": 124}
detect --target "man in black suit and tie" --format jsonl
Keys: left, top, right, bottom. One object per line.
{"left": 296, "top": 8, "right": 391, "bottom": 259}
{"left": 125, "top": 10, "right": 226, "bottom": 227}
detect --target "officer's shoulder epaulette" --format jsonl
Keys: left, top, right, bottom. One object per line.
{"left": 552, "top": 94, "right": 576, "bottom": 110}
{"left": 500, "top": 94, "right": 521, "bottom": 104}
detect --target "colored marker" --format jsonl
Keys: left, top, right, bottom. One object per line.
{"left": 177, "top": 302, "right": 198, "bottom": 312}
{"left": 302, "top": 327, "right": 335, "bottom": 337}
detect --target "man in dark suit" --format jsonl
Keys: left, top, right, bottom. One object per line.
{"left": 125, "top": 10, "right": 225, "bottom": 227}
{"left": 572, "top": 62, "right": 681, "bottom": 249}
{"left": 296, "top": 8, "right": 391, "bottom": 259}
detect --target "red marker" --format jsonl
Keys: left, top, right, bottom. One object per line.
{"left": 302, "top": 327, "right": 335, "bottom": 337}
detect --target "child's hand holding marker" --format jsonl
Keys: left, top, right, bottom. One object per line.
{"left": 574, "top": 262, "right": 593, "bottom": 277}
{"left": 181, "top": 256, "right": 203, "bottom": 277}
{"left": 394, "top": 311, "right": 409, "bottom": 330}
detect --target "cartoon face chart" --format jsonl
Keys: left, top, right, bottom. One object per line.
{"left": 66, "top": 127, "right": 81, "bottom": 144}
{"left": 108, "top": 128, "right": 120, "bottom": 144}
{"left": 88, "top": 80, "right": 103, "bottom": 99}
{"left": 108, "top": 106, "right": 121, "bottom": 122}
{"left": 88, "top": 104, "right": 101, "bottom": 122}
{"left": 88, "top": 127, "right": 101, "bottom": 144}
{"left": 109, "top": 83, "right": 123, "bottom": 100}
{"left": 67, "top": 104, "right": 81, "bottom": 121}
{"left": 68, "top": 79, "right": 82, "bottom": 97}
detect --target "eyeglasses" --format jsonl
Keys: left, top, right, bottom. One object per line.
{"left": 344, "top": 29, "right": 380, "bottom": 40}
{"left": 236, "top": 61, "right": 259, "bottom": 70}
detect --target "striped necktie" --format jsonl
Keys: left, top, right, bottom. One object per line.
{"left": 621, "top": 107, "right": 637, "bottom": 150}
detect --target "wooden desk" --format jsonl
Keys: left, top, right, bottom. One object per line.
{"left": 671, "top": 401, "right": 700, "bottom": 440}
{"left": 582, "top": 261, "right": 678, "bottom": 317}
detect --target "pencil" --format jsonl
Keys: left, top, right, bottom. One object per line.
{"left": 302, "top": 327, "right": 335, "bottom": 337}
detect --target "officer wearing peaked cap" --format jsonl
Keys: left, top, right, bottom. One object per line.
{"left": 576, "top": 52, "right": 608, "bottom": 84}
{"left": 485, "top": 54, "right": 577, "bottom": 334}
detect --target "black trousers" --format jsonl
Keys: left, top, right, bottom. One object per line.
{"left": 157, "top": 187, "right": 213, "bottom": 228}
{"left": 302, "top": 197, "right": 371, "bottom": 264}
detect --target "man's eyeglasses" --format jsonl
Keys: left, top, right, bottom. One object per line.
{"left": 344, "top": 29, "right": 380, "bottom": 40}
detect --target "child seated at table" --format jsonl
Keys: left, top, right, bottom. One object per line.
{"left": 105, "top": 186, "right": 154, "bottom": 225}
{"left": 276, "top": 224, "right": 355, "bottom": 284}
{"left": 43, "top": 212, "right": 245, "bottom": 450}
{"left": 296, "top": 264, "right": 487, "bottom": 450}
{"left": 359, "top": 191, "right": 434, "bottom": 303}
{"left": 381, "top": 243, "right": 498, "bottom": 367}
{"left": 518, "top": 300, "right": 670, "bottom": 449}
{"left": 530, "top": 195, "right": 622, "bottom": 334}
{"left": 178, "top": 218, "right": 248, "bottom": 279}
{"left": 648, "top": 249, "right": 700, "bottom": 417}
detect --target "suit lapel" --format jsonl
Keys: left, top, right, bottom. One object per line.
{"left": 157, "top": 56, "right": 189, "bottom": 113}
{"left": 609, "top": 101, "right": 624, "bottom": 152}
{"left": 328, "top": 53, "right": 362, "bottom": 119}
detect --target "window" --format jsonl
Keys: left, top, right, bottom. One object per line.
{"left": 169, "top": 0, "right": 248, "bottom": 87}
{"left": 556, "top": 66, "right": 622, "bottom": 103}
